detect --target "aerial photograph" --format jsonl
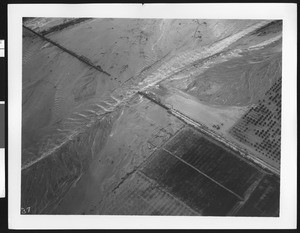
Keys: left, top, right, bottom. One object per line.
{"left": 21, "top": 17, "right": 282, "bottom": 216}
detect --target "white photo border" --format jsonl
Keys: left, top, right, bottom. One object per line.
{"left": 8, "top": 3, "right": 297, "bottom": 229}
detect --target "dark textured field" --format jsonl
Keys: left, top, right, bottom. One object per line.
{"left": 98, "top": 127, "right": 279, "bottom": 216}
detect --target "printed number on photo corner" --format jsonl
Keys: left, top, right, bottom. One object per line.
{"left": 21, "top": 207, "right": 31, "bottom": 214}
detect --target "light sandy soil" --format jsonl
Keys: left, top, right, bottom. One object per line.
{"left": 164, "top": 90, "right": 249, "bottom": 134}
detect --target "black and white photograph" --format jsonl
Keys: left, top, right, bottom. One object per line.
{"left": 7, "top": 3, "right": 297, "bottom": 230}
{"left": 21, "top": 16, "right": 283, "bottom": 216}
